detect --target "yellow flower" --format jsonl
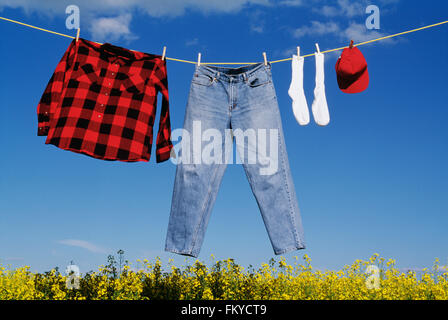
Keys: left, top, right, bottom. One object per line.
{"left": 1, "top": 254, "right": 447, "bottom": 300}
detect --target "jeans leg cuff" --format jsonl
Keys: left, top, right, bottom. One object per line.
{"left": 165, "top": 247, "right": 199, "bottom": 258}
{"left": 274, "top": 244, "right": 306, "bottom": 255}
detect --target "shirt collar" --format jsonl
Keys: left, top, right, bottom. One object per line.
{"left": 100, "top": 43, "right": 136, "bottom": 66}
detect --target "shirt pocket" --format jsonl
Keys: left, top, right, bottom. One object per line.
{"left": 72, "top": 63, "right": 99, "bottom": 84}
{"left": 120, "top": 73, "right": 147, "bottom": 94}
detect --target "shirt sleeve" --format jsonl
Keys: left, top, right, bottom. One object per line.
{"left": 37, "top": 40, "right": 76, "bottom": 136}
{"left": 152, "top": 60, "right": 173, "bottom": 163}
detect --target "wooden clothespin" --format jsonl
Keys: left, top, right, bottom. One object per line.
{"left": 315, "top": 43, "right": 321, "bottom": 54}
{"left": 75, "top": 28, "right": 80, "bottom": 42}
{"left": 349, "top": 40, "right": 354, "bottom": 49}
{"left": 262, "top": 52, "right": 267, "bottom": 66}
{"left": 197, "top": 53, "right": 202, "bottom": 66}
{"left": 162, "top": 46, "right": 167, "bottom": 61}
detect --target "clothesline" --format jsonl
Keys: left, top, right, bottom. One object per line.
{"left": 1, "top": 16, "right": 447, "bottom": 65}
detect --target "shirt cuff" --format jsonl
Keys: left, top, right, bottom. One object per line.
{"left": 156, "top": 144, "right": 173, "bottom": 163}
{"left": 38, "top": 125, "right": 49, "bottom": 136}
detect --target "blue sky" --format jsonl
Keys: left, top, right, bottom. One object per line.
{"left": 0, "top": 0, "right": 447, "bottom": 274}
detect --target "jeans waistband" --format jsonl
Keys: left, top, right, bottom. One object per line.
{"left": 195, "top": 62, "right": 271, "bottom": 83}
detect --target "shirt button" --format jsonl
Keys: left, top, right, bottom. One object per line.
{"left": 100, "top": 104, "right": 104, "bottom": 107}
{"left": 111, "top": 72, "right": 115, "bottom": 76}
{"left": 98, "top": 115, "right": 102, "bottom": 118}
{"left": 105, "top": 92, "right": 108, "bottom": 96}
{"left": 108, "top": 82, "right": 111, "bottom": 86}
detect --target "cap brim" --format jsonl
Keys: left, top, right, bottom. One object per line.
{"left": 337, "top": 68, "right": 369, "bottom": 94}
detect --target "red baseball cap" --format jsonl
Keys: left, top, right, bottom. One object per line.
{"left": 335, "top": 47, "right": 369, "bottom": 94}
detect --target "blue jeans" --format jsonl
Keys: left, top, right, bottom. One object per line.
{"left": 165, "top": 63, "right": 305, "bottom": 257}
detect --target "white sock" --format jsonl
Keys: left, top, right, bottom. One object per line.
{"left": 312, "top": 52, "right": 330, "bottom": 126}
{"left": 288, "top": 55, "right": 310, "bottom": 126}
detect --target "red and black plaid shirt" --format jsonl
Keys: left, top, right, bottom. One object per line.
{"left": 37, "top": 38, "right": 173, "bottom": 163}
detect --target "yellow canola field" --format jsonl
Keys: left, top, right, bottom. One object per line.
{"left": 1, "top": 254, "right": 447, "bottom": 300}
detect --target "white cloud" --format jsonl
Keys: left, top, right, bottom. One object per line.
{"left": 138, "top": 0, "right": 270, "bottom": 17}
{"left": 58, "top": 239, "right": 109, "bottom": 254}
{"left": 293, "top": 20, "right": 394, "bottom": 45}
{"left": 248, "top": 9, "right": 267, "bottom": 34}
{"left": 337, "top": 0, "right": 365, "bottom": 17}
{"left": 279, "top": 0, "right": 304, "bottom": 7}
{"left": 314, "top": 0, "right": 365, "bottom": 18}
{"left": 343, "top": 22, "right": 393, "bottom": 44}
{"left": 293, "top": 21, "right": 341, "bottom": 38}
{"left": 313, "top": 0, "right": 401, "bottom": 18}
{"left": 280, "top": 47, "right": 295, "bottom": 57}
{"left": 2, "top": 257, "right": 25, "bottom": 261}
{"left": 319, "top": 5, "right": 339, "bottom": 17}
{"left": 0, "top": 0, "right": 271, "bottom": 42}
{"left": 0, "top": 0, "right": 401, "bottom": 44}
{"left": 251, "top": 25, "right": 264, "bottom": 33}
{"left": 185, "top": 38, "right": 200, "bottom": 46}
{"left": 89, "top": 13, "right": 137, "bottom": 43}
{"left": 0, "top": 0, "right": 271, "bottom": 18}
